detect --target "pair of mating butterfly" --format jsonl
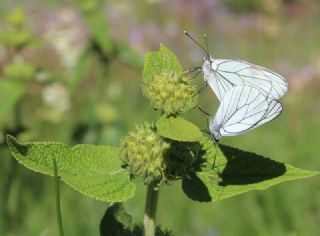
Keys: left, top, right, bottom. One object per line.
{"left": 184, "top": 31, "right": 288, "bottom": 142}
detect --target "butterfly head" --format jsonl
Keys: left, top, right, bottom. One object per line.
{"left": 204, "top": 53, "right": 211, "bottom": 61}
{"left": 211, "top": 131, "right": 221, "bottom": 143}
{"left": 209, "top": 120, "right": 222, "bottom": 143}
{"left": 202, "top": 55, "right": 214, "bottom": 74}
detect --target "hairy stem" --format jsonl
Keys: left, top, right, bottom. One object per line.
{"left": 143, "top": 182, "right": 159, "bottom": 236}
{"left": 53, "top": 159, "right": 64, "bottom": 236}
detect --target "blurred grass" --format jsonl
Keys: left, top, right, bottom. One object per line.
{"left": 0, "top": 0, "right": 320, "bottom": 235}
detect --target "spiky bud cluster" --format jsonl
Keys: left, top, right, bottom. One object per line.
{"left": 142, "top": 72, "right": 198, "bottom": 115}
{"left": 120, "top": 122, "right": 170, "bottom": 184}
{"left": 164, "top": 142, "right": 200, "bottom": 180}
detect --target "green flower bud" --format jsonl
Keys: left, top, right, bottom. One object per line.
{"left": 3, "top": 61, "right": 35, "bottom": 81}
{"left": 142, "top": 72, "right": 198, "bottom": 115}
{"left": 120, "top": 122, "right": 170, "bottom": 184}
{"left": 6, "top": 8, "right": 26, "bottom": 28}
{"left": 5, "top": 30, "right": 32, "bottom": 48}
{"left": 164, "top": 141, "right": 201, "bottom": 180}
{"left": 95, "top": 104, "right": 118, "bottom": 124}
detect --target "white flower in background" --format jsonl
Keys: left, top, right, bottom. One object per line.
{"left": 35, "top": 71, "right": 51, "bottom": 82}
{"left": 43, "top": 8, "right": 88, "bottom": 69}
{"left": 42, "top": 83, "right": 70, "bottom": 112}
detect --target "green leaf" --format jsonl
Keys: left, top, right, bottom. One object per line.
{"left": 156, "top": 115, "right": 204, "bottom": 142}
{"left": 100, "top": 203, "right": 132, "bottom": 236}
{"left": 99, "top": 203, "right": 174, "bottom": 236}
{"left": 83, "top": 10, "right": 113, "bottom": 56}
{"left": 6, "top": 135, "right": 135, "bottom": 202}
{"left": 3, "top": 62, "right": 35, "bottom": 81}
{"left": 0, "top": 80, "right": 25, "bottom": 128}
{"left": 182, "top": 141, "right": 319, "bottom": 202}
{"left": 143, "top": 44, "right": 182, "bottom": 81}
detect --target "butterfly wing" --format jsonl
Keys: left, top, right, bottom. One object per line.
{"left": 204, "top": 69, "right": 234, "bottom": 101}
{"left": 209, "top": 86, "right": 269, "bottom": 139}
{"left": 211, "top": 59, "right": 288, "bottom": 100}
{"left": 253, "top": 99, "right": 282, "bottom": 128}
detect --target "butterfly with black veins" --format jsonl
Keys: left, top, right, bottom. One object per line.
{"left": 209, "top": 85, "right": 282, "bottom": 142}
{"left": 184, "top": 31, "right": 288, "bottom": 101}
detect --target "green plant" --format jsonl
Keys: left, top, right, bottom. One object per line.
{"left": 0, "top": 6, "right": 143, "bottom": 235}
{"left": 6, "top": 44, "right": 318, "bottom": 236}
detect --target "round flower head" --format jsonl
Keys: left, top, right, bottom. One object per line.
{"left": 120, "top": 122, "right": 170, "bottom": 184}
{"left": 142, "top": 72, "right": 198, "bottom": 115}
{"left": 164, "top": 141, "right": 200, "bottom": 180}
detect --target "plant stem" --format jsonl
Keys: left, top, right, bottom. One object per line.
{"left": 143, "top": 182, "right": 159, "bottom": 236}
{"left": 53, "top": 159, "right": 64, "bottom": 236}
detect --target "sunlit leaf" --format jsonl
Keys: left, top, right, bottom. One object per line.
{"left": 182, "top": 141, "right": 319, "bottom": 202}
{"left": 7, "top": 135, "right": 135, "bottom": 202}
{"left": 143, "top": 44, "right": 183, "bottom": 81}
{"left": 156, "top": 115, "right": 204, "bottom": 142}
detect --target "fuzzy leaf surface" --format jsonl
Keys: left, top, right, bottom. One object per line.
{"left": 7, "top": 135, "right": 135, "bottom": 202}
{"left": 182, "top": 141, "right": 319, "bottom": 202}
{"left": 156, "top": 115, "right": 204, "bottom": 142}
{"left": 143, "top": 44, "right": 182, "bottom": 81}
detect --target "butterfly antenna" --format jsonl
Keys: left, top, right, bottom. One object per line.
{"left": 184, "top": 31, "right": 209, "bottom": 57}
{"left": 203, "top": 34, "right": 210, "bottom": 55}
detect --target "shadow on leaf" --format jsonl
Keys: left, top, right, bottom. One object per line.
{"left": 100, "top": 203, "right": 132, "bottom": 236}
{"left": 218, "top": 144, "right": 286, "bottom": 186}
{"left": 100, "top": 204, "right": 174, "bottom": 236}
{"left": 182, "top": 172, "right": 212, "bottom": 202}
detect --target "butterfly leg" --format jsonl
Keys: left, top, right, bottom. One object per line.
{"left": 200, "top": 129, "right": 211, "bottom": 135}
{"left": 190, "top": 70, "right": 201, "bottom": 80}
{"left": 184, "top": 66, "right": 202, "bottom": 74}
{"left": 212, "top": 143, "right": 219, "bottom": 171}
{"left": 198, "top": 82, "right": 208, "bottom": 94}
{"left": 198, "top": 107, "right": 212, "bottom": 117}
{"left": 199, "top": 108, "right": 213, "bottom": 138}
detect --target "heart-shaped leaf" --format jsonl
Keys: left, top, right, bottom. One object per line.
{"left": 182, "top": 141, "right": 319, "bottom": 202}
{"left": 7, "top": 135, "right": 135, "bottom": 202}
{"left": 143, "top": 44, "right": 183, "bottom": 81}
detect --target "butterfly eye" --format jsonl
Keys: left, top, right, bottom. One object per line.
{"left": 212, "top": 135, "right": 219, "bottom": 143}
{"left": 204, "top": 55, "right": 210, "bottom": 61}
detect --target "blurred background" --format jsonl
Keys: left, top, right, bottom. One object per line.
{"left": 0, "top": 0, "right": 319, "bottom": 235}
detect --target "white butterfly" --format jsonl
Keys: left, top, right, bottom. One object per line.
{"left": 185, "top": 32, "right": 288, "bottom": 101}
{"left": 209, "top": 85, "right": 282, "bottom": 142}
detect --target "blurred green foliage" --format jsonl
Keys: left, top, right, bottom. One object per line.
{"left": 222, "top": 0, "right": 264, "bottom": 12}
{"left": 0, "top": 1, "right": 319, "bottom": 236}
